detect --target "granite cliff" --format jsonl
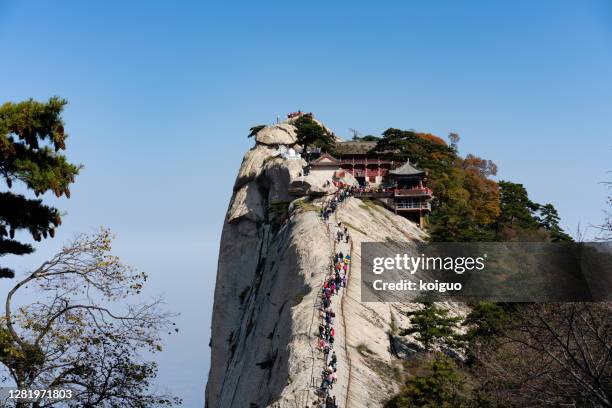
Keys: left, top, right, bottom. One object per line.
{"left": 205, "top": 121, "right": 467, "bottom": 408}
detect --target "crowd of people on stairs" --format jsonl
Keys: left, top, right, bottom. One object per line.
{"left": 320, "top": 187, "right": 352, "bottom": 222}
{"left": 311, "top": 191, "right": 352, "bottom": 408}
{"left": 312, "top": 249, "right": 349, "bottom": 408}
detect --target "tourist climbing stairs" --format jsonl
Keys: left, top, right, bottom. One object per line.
{"left": 307, "top": 192, "right": 353, "bottom": 408}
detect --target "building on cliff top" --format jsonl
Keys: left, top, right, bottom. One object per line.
{"left": 307, "top": 140, "right": 433, "bottom": 227}
{"left": 387, "top": 159, "right": 432, "bottom": 227}
{"left": 308, "top": 153, "right": 341, "bottom": 179}
{"left": 334, "top": 140, "right": 390, "bottom": 186}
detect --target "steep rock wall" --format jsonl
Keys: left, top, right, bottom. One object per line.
{"left": 207, "top": 125, "right": 468, "bottom": 408}
{"left": 206, "top": 129, "right": 334, "bottom": 407}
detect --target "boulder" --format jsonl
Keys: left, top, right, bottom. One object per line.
{"left": 234, "top": 145, "right": 277, "bottom": 191}
{"left": 390, "top": 335, "right": 424, "bottom": 359}
{"left": 227, "top": 181, "right": 266, "bottom": 224}
{"left": 255, "top": 124, "right": 297, "bottom": 146}
{"left": 288, "top": 174, "right": 335, "bottom": 197}
{"left": 441, "top": 345, "right": 467, "bottom": 362}
{"left": 335, "top": 171, "right": 359, "bottom": 187}
{"left": 260, "top": 158, "right": 306, "bottom": 203}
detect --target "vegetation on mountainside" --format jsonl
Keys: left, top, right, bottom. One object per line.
{"left": 267, "top": 200, "right": 291, "bottom": 230}
{"left": 373, "top": 128, "right": 572, "bottom": 242}
{"left": 353, "top": 134, "right": 380, "bottom": 141}
{"left": 0, "top": 98, "right": 178, "bottom": 404}
{"left": 247, "top": 124, "right": 266, "bottom": 138}
{"left": 292, "top": 198, "right": 319, "bottom": 213}
{"left": 379, "top": 129, "right": 604, "bottom": 407}
{"left": 390, "top": 302, "right": 612, "bottom": 407}
{"left": 356, "top": 343, "right": 374, "bottom": 356}
{"left": 400, "top": 304, "right": 462, "bottom": 350}
{"left": 461, "top": 302, "right": 512, "bottom": 345}
{"left": 385, "top": 354, "right": 472, "bottom": 408}
{"left": 468, "top": 303, "right": 612, "bottom": 407}
{"left": 293, "top": 115, "right": 336, "bottom": 156}
{"left": 497, "top": 181, "right": 573, "bottom": 242}
{"left": 0, "top": 97, "right": 81, "bottom": 278}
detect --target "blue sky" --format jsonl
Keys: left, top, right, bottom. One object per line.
{"left": 0, "top": 1, "right": 611, "bottom": 406}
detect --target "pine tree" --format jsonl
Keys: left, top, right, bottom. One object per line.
{"left": 497, "top": 183, "right": 572, "bottom": 241}
{"left": 385, "top": 355, "right": 469, "bottom": 408}
{"left": 536, "top": 203, "right": 573, "bottom": 242}
{"left": 401, "top": 303, "right": 462, "bottom": 350}
{"left": 497, "top": 181, "right": 539, "bottom": 229}
{"left": 0, "top": 97, "right": 80, "bottom": 278}
{"left": 247, "top": 124, "right": 265, "bottom": 138}
{"left": 293, "top": 115, "right": 335, "bottom": 156}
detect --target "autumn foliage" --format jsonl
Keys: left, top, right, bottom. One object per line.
{"left": 374, "top": 128, "right": 569, "bottom": 242}
{"left": 415, "top": 132, "right": 447, "bottom": 146}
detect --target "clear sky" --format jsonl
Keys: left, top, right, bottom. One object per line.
{"left": 1, "top": 1, "right": 611, "bottom": 406}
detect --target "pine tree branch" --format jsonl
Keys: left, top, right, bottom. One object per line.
{"left": 0, "top": 192, "right": 60, "bottom": 237}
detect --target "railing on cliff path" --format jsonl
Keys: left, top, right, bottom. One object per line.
{"left": 336, "top": 199, "right": 353, "bottom": 408}
{"left": 293, "top": 194, "right": 355, "bottom": 408}
{"left": 305, "top": 202, "right": 336, "bottom": 395}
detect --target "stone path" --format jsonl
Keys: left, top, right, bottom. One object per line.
{"left": 307, "top": 194, "right": 353, "bottom": 408}
{"left": 327, "top": 213, "right": 351, "bottom": 407}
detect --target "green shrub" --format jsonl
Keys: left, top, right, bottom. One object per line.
{"left": 385, "top": 354, "right": 470, "bottom": 408}
{"left": 400, "top": 304, "right": 461, "bottom": 350}
{"left": 356, "top": 343, "right": 374, "bottom": 356}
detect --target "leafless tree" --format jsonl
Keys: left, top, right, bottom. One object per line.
{"left": 474, "top": 303, "right": 612, "bottom": 407}
{"left": 448, "top": 132, "right": 460, "bottom": 150}
{"left": 597, "top": 177, "right": 611, "bottom": 241}
{"left": 0, "top": 228, "right": 179, "bottom": 407}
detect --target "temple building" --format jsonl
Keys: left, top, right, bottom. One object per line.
{"left": 334, "top": 141, "right": 393, "bottom": 186}
{"left": 308, "top": 153, "right": 341, "bottom": 180}
{"left": 387, "top": 160, "right": 433, "bottom": 227}
{"left": 307, "top": 140, "right": 433, "bottom": 227}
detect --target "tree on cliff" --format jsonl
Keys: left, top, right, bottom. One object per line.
{"left": 385, "top": 354, "right": 471, "bottom": 408}
{"left": 448, "top": 132, "right": 460, "bottom": 150}
{"left": 247, "top": 124, "right": 266, "bottom": 138}
{"left": 497, "top": 181, "right": 539, "bottom": 229}
{"left": 497, "top": 181, "right": 572, "bottom": 241}
{"left": 535, "top": 203, "right": 573, "bottom": 241}
{"left": 375, "top": 129, "right": 500, "bottom": 241}
{"left": 0, "top": 97, "right": 81, "bottom": 278}
{"left": 293, "top": 115, "right": 335, "bottom": 156}
{"left": 0, "top": 229, "right": 180, "bottom": 407}
{"left": 374, "top": 128, "right": 574, "bottom": 242}
{"left": 400, "top": 304, "right": 462, "bottom": 350}
{"left": 461, "top": 302, "right": 512, "bottom": 344}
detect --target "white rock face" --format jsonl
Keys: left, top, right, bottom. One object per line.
{"left": 234, "top": 145, "right": 277, "bottom": 191}
{"left": 206, "top": 210, "right": 331, "bottom": 407}
{"left": 255, "top": 124, "right": 298, "bottom": 146}
{"left": 207, "top": 135, "right": 468, "bottom": 408}
{"left": 288, "top": 172, "right": 336, "bottom": 197}
{"left": 334, "top": 199, "right": 469, "bottom": 406}
{"left": 227, "top": 181, "right": 266, "bottom": 223}
{"left": 206, "top": 137, "right": 327, "bottom": 408}
{"left": 260, "top": 157, "right": 305, "bottom": 203}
